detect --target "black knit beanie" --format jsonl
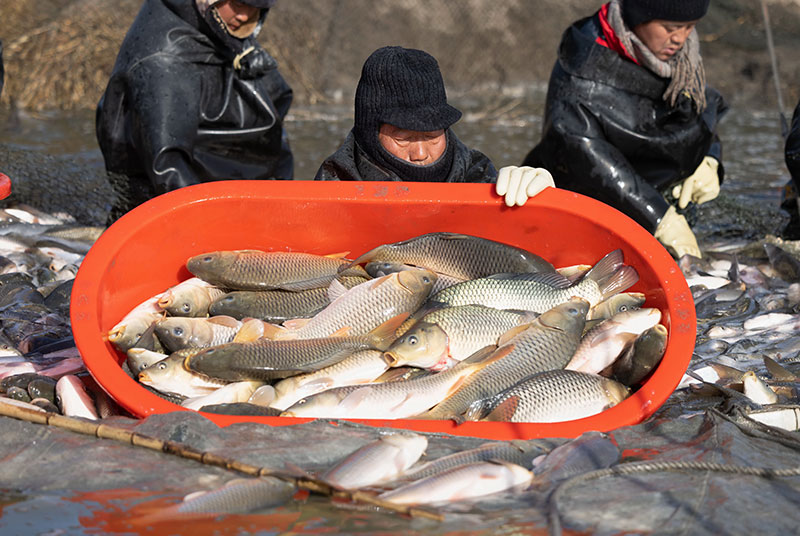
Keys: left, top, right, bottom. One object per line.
{"left": 353, "top": 46, "right": 461, "bottom": 178}
{"left": 622, "top": 0, "right": 710, "bottom": 28}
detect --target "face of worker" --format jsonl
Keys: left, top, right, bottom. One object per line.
{"left": 378, "top": 124, "right": 446, "bottom": 165}
{"left": 215, "top": 0, "right": 260, "bottom": 36}
{"left": 633, "top": 19, "right": 699, "bottom": 61}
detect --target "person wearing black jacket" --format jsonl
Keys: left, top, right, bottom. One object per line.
{"left": 522, "top": 0, "right": 728, "bottom": 259}
{"left": 782, "top": 100, "right": 800, "bottom": 238}
{"left": 96, "top": 0, "right": 293, "bottom": 224}
{"left": 0, "top": 39, "right": 4, "bottom": 98}
{"left": 315, "top": 46, "right": 555, "bottom": 207}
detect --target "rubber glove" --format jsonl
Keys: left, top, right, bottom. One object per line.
{"left": 233, "top": 46, "right": 277, "bottom": 80}
{"left": 671, "top": 156, "right": 721, "bottom": 209}
{"left": 654, "top": 205, "right": 702, "bottom": 259}
{"left": 495, "top": 166, "right": 555, "bottom": 207}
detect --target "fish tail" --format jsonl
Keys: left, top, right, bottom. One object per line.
{"left": 583, "top": 249, "right": 624, "bottom": 284}
{"left": 486, "top": 395, "right": 520, "bottom": 422}
{"left": 597, "top": 266, "right": 640, "bottom": 301}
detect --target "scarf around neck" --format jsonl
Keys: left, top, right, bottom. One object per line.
{"left": 603, "top": 0, "right": 707, "bottom": 112}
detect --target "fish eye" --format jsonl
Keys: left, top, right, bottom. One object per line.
{"left": 157, "top": 362, "right": 167, "bottom": 370}
{"left": 422, "top": 276, "right": 431, "bottom": 284}
{"left": 172, "top": 327, "right": 184, "bottom": 336}
{"left": 297, "top": 399, "right": 306, "bottom": 405}
{"left": 568, "top": 307, "right": 579, "bottom": 316}
{"left": 406, "top": 335, "right": 418, "bottom": 346}
{"left": 202, "top": 255, "right": 214, "bottom": 262}
{"left": 181, "top": 303, "right": 191, "bottom": 313}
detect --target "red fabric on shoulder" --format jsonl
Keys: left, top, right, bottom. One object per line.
{"left": 596, "top": 3, "right": 639, "bottom": 64}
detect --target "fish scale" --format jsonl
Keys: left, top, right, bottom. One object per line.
{"left": 347, "top": 232, "right": 555, "bottom": 279}
{"left": 422, "top": 298, "right": 589, "bottom": 420}
{"left": 274, "top": 270, "right": 435, "bottom": 340}
{"left": 432, "top": 275, "right": 606, "bottom": 312}
{"left": 478, "top": 370, "right": 630, "bottom": 423}
{"left": 187, "top": 250, "right": 368, "bottom": 291}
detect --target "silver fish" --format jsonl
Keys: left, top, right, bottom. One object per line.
{"left": 430, "top": 249, "right": 638, "bottom": 313}
{"left": 342, "top": 232, "right": 555, "bottom": 279}
{"left": 321, "top": 433, "right": 428, "bottom": 490}
{"left": 377, "top": 460, "right": 533, "bottom": 505}
{"left": 474, "top": 370, "right": 629, "bottom": 423}
{"left": 423, "top": 298, "right": 589, "bottom": 421}
{"left": 384, "top": 304, "right": 538, "bottom": 370}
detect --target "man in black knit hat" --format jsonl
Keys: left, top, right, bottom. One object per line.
{"left": 97, "top": 0, "right": 293, "bottom": 224}
{"left": 315, "top": 46, "right": 554, "bottom": 207}
{"left": 520, "top": 0, "right": 728, "bottom": 259}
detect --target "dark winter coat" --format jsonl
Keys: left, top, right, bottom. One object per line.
{"left": 523, "top": 13, "right": 728, "bottom": 233}
{"left": 96, "top": 0, "right": 293, "bottom": 221}
{"left": 787, "top": 100, "right": 800, "bottom": 187}
{"left": 314, "top": 131, "right": 497, "bottom": 182}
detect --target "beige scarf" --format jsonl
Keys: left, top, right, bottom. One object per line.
{"left": 195, "top": 0, "right": 259, "bottom": 38}
{"left": 607, "top": 0, "right": 707, "bottom": 112}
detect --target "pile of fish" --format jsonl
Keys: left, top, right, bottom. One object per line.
{"left": 109, "top": 231, "right": 668, "bottom": 424}
{"left": 140, "top": 430, "right": 621, "bottom": 518}
{"left": 0, "top": 204, "right": 113, "bottom": 418}
{"left": 677, "top": 238, "right": 800, "bottom": 431}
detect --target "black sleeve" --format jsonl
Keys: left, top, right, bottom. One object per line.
{"left": 0, "top": 40, "right": 4, "bottom": 98}
{"left": 126, "top": 56, "right": 206, "bottom": 193}
{"left": 787, "top": 100, "right": 800, "bottom": 185}
{"left": 527, "top": 100, "right": 670, "bottom": 233}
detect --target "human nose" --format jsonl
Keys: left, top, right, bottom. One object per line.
{"left": 670, "top": 28, "right": 692, "bottom": 47}
{"left": 407, "top": 142, "right": 429, "bottom": 163}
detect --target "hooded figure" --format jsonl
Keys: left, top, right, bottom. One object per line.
{"left": 781, "top": 100, "right": 800, "bottom": 238}
{"left": 523, "top": 0, "right": 728, "bottom": 259}
{"left": 314, "top": 46, "right": 497, "bottom": 183}
{"left": 0, "top": 39, "right": 4, "bottom": 99}
{"left": 96, "top": 0, "right": 293, "bottom": 224}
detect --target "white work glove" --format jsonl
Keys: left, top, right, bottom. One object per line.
{"left": 671, "top": 156, "right": 721, "bottom": 209}
{"left": 495, "top": 166, "right": 555, "bottom": 207}
{"left": 654, "top": 205, "right": 702, "bottom": 259}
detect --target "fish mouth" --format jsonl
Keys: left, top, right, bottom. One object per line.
{"left": 138, "top": 372, "right": 150, "bottom": 383}
{"left": 382, "top": 351, "right": 401, "bottom": 367}
{"left": 108, "top": 326, "right": 124, "bottom": 342}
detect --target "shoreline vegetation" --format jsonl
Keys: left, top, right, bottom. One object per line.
{"left": 1, "top": 0, "right": 799, "bottom": 112}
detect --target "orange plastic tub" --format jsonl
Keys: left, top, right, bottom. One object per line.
{"left": 71, "top": 180, "right": 695, "bottom": 440}
{"left": 0, "top": 173, "right": 11, "bottom": 200}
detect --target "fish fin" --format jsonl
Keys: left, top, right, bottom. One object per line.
{"left": 583, "top": 249, "right": 625, "bottom": 282}
{"left": 497, "top": 322, "right": 535, "bottom": 346}
{"left": 233, "top": 318, "right": 266, "bottom": 342}
{"left": 324, "top": 251, "right": 350, "bottom": 259}
{"left": 260, "top": 322, "right": 292, "bottom": 340}
{"left": 764, "top": 356, "right": 797, "bottom": 381}
{"left": 461, "top": 399, "right": 486, "bottom": 422}
{"left": 326, "top": 278, "right": 349, "bottom": 302}
{"left": 459, "top": 344, "right": 503, "bottom": 366}
{"left": 487, "top": 272, "right": 572, "bottom": 289}
{"left": 708, "top": 362, "right": 745, "bottom": 381}
{"left": 283, "top": 318, "right": 311, "bottom": 330}
{"left": 408, "top": 300, "right": 450, "bottom": 321}
{"left": 366, "top": 313, "right": 411, "bottom": 350}
{"left": 336, "top": 245, "right": 382, "bottom": 274}
{"left": 556, "top": 264, "right": 592, "bottom": 283}
{"left": 597, "top": 266, "right": 640, "bottom": 300}
{"left": 486, "top": 396, "right": 520, "bottom": 422}
{"left": 207, "top": 316, "right": 242, "bottom": 328}
{"left": 282, "top": 462, "right": 317, "bottom": 480}
{"left": 339, "top": 387, "right": 373, "bottom": 412}
{"left": 329, "top": 326, "right": 352, "bottom": 338}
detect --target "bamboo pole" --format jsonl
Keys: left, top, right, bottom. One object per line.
{"left": 0, "top": 401, "right": 443, "bottom": 521}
